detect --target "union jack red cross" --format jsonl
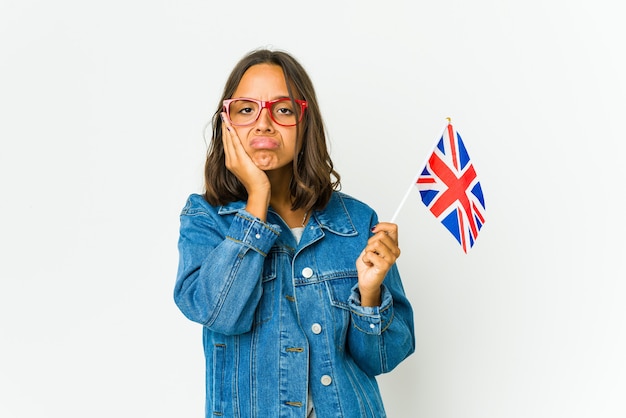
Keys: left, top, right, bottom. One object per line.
{"left": 416, "top": 123, "right": 486, "bottom": 253}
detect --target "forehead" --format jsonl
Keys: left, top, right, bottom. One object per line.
{"left": 233, "top": 64, "right": 289, "bottom": 99}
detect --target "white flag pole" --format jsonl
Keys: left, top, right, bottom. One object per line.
{"left": 389, "top": 155, "right": 429, "bottom": 223}
{"left": 389, "top": 118, "right": 451, "bottom": 223}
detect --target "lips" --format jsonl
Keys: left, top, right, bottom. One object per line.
{"left": 249, "top": 137, "right": 280, "bottom": 150}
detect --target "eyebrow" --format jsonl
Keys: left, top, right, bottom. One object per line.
{"left": 232, "top": 95, "right": 292, "bottom": 101}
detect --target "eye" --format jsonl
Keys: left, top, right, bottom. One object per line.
{"left": 273, "top": 100, "right": 295, "bottom": 115}
{"left": 230, "top": 99, "right": 258, "bottom": 115}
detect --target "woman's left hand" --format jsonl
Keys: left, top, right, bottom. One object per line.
{"left": 356, "top": 222, "right": 401, "bottom": 307}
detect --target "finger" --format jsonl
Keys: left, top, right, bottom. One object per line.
{"left": 365, "top": 235, "right": 399, "bottom": 261}
{"left": 221, "top": 113, "right": 235, "bottom": 161}
{"left": 367, "top": 243, "right": 399, "bottom": 263}
{"left": 357, "top": 249, "right": 373, "bottom": 267}
{"left": 221, "top": 114, "right": 241, "bottom": 150}
{"left": 361, "top": 248, "right": 394, "bottom": 273}
{"left": 367, "top": 231, "right": 400, "bottom": 258}
{"left": 221, "top": 113, "right": 249, "bottom": 168}
{"left": 370, "top": 223, "right": 399, "bottom": 251}
{"left": 370, "top": 222, "right": 399, "bottom": 243}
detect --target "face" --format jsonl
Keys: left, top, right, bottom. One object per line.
{"left": 229, "top": 63, "right": 300, "bottom": 173}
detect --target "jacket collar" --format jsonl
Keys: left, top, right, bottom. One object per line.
{"left": 217, "top": 192, "right": 358, "bottom": 236}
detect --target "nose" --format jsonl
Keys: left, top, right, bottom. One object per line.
{"left": 255, "top": 107, "right": 274, "bottom": 130}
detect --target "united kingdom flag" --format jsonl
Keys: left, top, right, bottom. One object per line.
{"left": 416, "top": 122, "right": 486, "bottom": 253}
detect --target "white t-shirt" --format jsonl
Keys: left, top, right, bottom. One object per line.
{"left": 291, "top": 227, "right": 316, "bottom": 418}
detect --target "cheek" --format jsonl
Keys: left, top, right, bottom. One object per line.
{"left": 234, "top": 127, "right": 252, "bottom": 147}
{"left": 281, "top": 129, "right": 299, "bottom": 152}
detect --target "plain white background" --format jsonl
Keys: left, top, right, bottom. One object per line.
{"left": 1, "top": 0, "right": 625, "bottom": 417}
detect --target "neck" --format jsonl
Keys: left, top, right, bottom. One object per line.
{"left": 266, "top": 166, "right": 293, "bottom": 208}
{"left": 267, "top": 173, "right": 309, "bottom": 228}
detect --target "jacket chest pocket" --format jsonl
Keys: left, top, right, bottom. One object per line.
{"left": 324, "top": 273, "right": 359, "bottom": 342}
{"left": 254, "top": 251, "right": 277, "bottom": 325}
{"left": 325, "top": 273, "right": 358, "bottom": 310}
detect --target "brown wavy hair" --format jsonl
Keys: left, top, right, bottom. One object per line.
{"left": 203, "top": 48, "right": 340, "bottom": 211}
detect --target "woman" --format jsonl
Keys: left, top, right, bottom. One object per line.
{"left": 174, "top": 48, "right": 415, "bottom": 418}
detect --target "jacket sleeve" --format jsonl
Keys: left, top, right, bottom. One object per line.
{"left": 174, "top": 204, "right": 280, "bottom": 335}
{"left": 345, "top": 264, "right": 415, "bottom": 376}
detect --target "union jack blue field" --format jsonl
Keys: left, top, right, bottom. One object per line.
{"left": 416, "top": 122, "right": 486, "bottom": 253}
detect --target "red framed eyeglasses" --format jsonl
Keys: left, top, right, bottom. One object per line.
{"left": 223, "top": 97, "right": 308, "bottom": 127}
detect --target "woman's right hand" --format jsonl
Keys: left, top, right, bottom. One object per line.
{"left": 221, "top": 112, "right": 271, "bottom": 220}
{"left": 221, "top": 113, "right": 269, "bottom": 191}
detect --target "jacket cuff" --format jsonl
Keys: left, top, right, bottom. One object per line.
{"left": 348, "top": 283, "right": 393, "bottom": 335}
{"left": 226, "top": 210, "right": 281, "bottom": 256}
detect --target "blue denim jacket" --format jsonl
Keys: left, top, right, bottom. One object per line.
{"left": 174, "top": 192, "right": 415, "bottom": 418}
